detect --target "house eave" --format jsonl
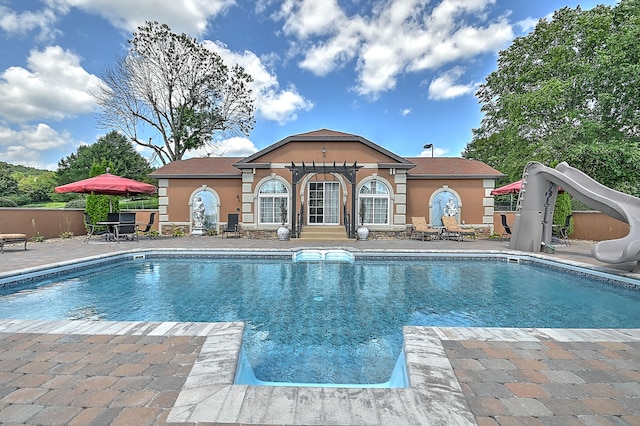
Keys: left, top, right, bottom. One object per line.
{"left": 150, "top": 174, "right": 241, "bottom": 179}
{"left": 378, "top": 163, "right": 416, "bottom": 170}
{"left": 407, "top": 174, "right": 505, "bottom": 179}
{"left": 233, "top": 162, "right": 271, "bottom": 170}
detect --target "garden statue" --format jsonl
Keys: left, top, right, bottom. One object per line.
{"left": 192, "top": 196, "right": 206, "bottom": 235}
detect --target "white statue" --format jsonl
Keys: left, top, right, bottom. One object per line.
{"left": 193, "top": 196, "right": 205, "bottom": 228}
{"left": 444, "top": 198, "right": 458, "bottom": 216}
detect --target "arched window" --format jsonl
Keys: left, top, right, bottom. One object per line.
{"left": 259, "top": 180, "right": 289, "bottom": 224}
{"left": 359, "top": 180, "right": 390, "bottom": 225}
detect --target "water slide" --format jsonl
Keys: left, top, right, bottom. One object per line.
{"left": 509, "top": 161, "right": 640, "bottom": 267}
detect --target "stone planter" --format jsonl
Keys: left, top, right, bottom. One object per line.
{"left": 357, "top": 226, "right": 369, "bottom": 241}
{"left": 277, "top": 226, "right": 290, "bottom": 241}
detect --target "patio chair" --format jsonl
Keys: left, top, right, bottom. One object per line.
{"left": 410, "top": 217, "right": 440, "bottom": 241}
{"left": 136, "top": 212, "right": 156, "bottom": 238}
{"left": 559, "top": 214, "right": 572, "bottom": 246}
{"left": 441, "top": 216, "right": 476, "bottom": 241}
{"left": 118, "top": 212, "right": 138, "bottom": 240}
{"left": 222, "top": 213, "right": 239, "bottom": 238}
{"left": 83, "top": 212, "right": 106, "bottom": 243}
{"left": 500, "top": 214, "right": 512, "bottom": 241}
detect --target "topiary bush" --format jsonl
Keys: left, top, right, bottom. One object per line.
{"left": 553, "top": 192, "right": 573, "bottom": 235}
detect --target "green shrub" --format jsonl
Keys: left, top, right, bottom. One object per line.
{"left": 0, "top": 197, "right": 17, "bottom": 207}
{"left": 85, "top": 194, "right": 117, "bottom": 224}
{"left": 553, "top": 192, "right": 573, "bottom": 235}
{"left": 64, "top": 199, "right": 87, "bottom": 209}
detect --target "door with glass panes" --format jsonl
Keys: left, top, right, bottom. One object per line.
{"left": 308, "top": 182, "right": 340, "bottom": 224}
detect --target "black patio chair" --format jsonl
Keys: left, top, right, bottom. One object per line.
{"left": 118, "top": 212, "right": 137, "bottom": 240}
{"left": 222, "top": 213, "right": 239, "bottom": 238}
{"left": 136, "top": 212, "right": 156, "bottom": 238}
{"left": 559, "top": 214, "right": 572, "bottom": 246}
{"left": 500, "top": 214, "right": 512, "bottom": 241}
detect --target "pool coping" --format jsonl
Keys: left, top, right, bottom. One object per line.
{"left": 2, "top": 247, "right": 639, "bottom": 288}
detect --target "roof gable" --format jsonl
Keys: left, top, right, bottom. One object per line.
{"left": 235, "top": 128, "right": 414, "bottom": 167}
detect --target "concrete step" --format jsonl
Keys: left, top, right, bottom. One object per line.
{"left": 298, "top": 225, "right": 350, "bottom": 241}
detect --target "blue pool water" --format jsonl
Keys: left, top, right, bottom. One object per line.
{"left": 0, "top": 255, "right": 639, "bottom": 385}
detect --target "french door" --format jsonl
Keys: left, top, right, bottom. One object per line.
{"left": 308, "top": 182, "right": 340, "bottom": 224}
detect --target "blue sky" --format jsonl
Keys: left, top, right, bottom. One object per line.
{"left": 0, "top": 0, "right": 618, "bottom": 170}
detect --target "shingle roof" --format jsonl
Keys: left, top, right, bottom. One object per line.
{"left": 150, "top": 156, "right": 504, "bottom": 179}
{"left": 406, "top": 157, "right": 505, "bottom": 178}
{"left": 150, "top": 157, "right": 242, "bottom": 178}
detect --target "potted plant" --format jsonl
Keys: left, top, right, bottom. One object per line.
{"left": 357, "top": 198, "right": 369, "bottom": 241}
{"left": 277, "top": 199, "right": 290, "bottom": 240}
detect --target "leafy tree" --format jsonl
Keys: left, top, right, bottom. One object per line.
{"left": 0, "top": 164, "right": 19, "bottom": 197}
{"left": 94, "top": 21, "right": 255, "bottom": 165}
{"left": 465, "top": 1, "right": 640, "bottom": 194}
{"left": 57, "top": 131, "right": 152, "bottom": 185}
{"left": 17, "top": 172, "right": 58, "bottom": 203}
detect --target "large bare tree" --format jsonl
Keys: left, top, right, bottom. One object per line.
{"left": 94, "top": 21, "right": 255, "bottom": 165}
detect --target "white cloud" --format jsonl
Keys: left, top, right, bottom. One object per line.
{"left": 278, "top": 0, "right": 346, "bottom": 39}
{"left": 517, "top": 17, "right": 540, "bottom": 33}
{"left": 400, "top": 108, "right": 411, "bottom": 116}
{"left": 418, "top": 146, "right": 448, "bottom": 157}
{"left": 0, "top": 5, "right": 59, "bottom": 41}
{"left": 427, "top": 67, "right": 477, "bottom": 100}
{"left": 184, "top": 136, "right": 258, "bottom": 158}
{"left": 0, "top": 124, "right": 74, "bottom": 170}
{"left": 277, "top": 0, "right": 514, "bottom": 98}
{"left": 45, "top": 0, "right": 235, "bottom": 35}
{"left": 0, "top": 46, "right": 102, "bottom": 123}
{"left": 204, "top": 41, "right": 313, "bottom": 124}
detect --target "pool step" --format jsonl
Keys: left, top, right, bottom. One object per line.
{"left": 298, "top": 225, "right": 350, "bottom": 241}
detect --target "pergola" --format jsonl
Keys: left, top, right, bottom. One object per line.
{"left": 286, "top": 161, "right": 362, "bottom": 238}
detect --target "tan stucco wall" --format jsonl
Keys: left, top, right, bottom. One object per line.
{"left": 160, "top": 178, "right": 242, "bottom": 232}
{"left": 406, "top": 179, "right": 488, "bottom": 225}
{"left": 255, "top": 141, "right": 397, "bottom": 164}
{"left": 494, "top": 211, "right": 627, "bottom": 241}
{"left": 0, "top": 209, "right": 158, "bottom": 239}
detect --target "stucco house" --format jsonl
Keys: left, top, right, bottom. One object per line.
{"left": 150, "top": 129, "right": 505, "bottom": 238}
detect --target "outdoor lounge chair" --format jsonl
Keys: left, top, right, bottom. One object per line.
{"left": 222, "top": 213, "right": 239, "bottom": 238}
{"left": 136, "top": 212, "right": 156, "bottom": 238}
{"left": 441, "top": 216, "right": 476, "bottom": 241}
{"left": 0, "top": 233, "right": 27, "bottom": 253}
{"left": 410, "top": 217, "right": 440, "bottom": 241}
{"left": 500, "top": 214, "right": 512, "bottom": 241}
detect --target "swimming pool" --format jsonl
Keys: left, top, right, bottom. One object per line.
{"left": 0, "top": 250, "right": 639, "bottom": 387}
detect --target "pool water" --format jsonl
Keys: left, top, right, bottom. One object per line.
{"left": 1, "top": 257, "right": 639, "bottom": 385}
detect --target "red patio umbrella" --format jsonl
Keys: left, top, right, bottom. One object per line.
{"left": 491, "top": 180, "right": 564, "bottom": 196}
{"left": 55, "top": 173, "right": 156, "bottom": 211}
{"left": 490, "top": 180, "right": 523, "bottom": 196}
